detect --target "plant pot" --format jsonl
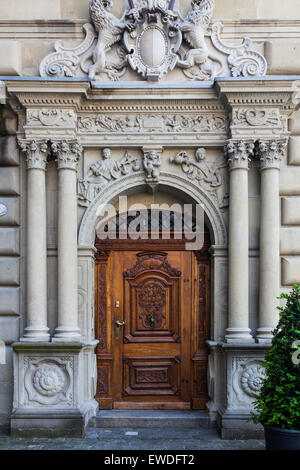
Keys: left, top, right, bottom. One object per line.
{"left": 264, "top": 425, "right": 300, "bottom": 450}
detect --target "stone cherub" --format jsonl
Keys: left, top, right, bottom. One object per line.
{"left": 143, "top": 150, "right": 162, "bottom": 182}
{"left": 89, "top": 0, "right": 136, "bottom": 80}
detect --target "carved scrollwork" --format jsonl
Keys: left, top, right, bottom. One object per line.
{"left": 124, "top": 252, "right": 181, "bottom": 278}
{"left": 241, "top": 363, "right": 266, "bottom": 397}
{"left": 39, "top": 1, "right": 267, "bottom": 82}
{"left": 211, "top": 22, "right": 267, "bottom": 78}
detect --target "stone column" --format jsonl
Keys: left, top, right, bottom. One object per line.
{"left": 51, "top": 141, "right": 82, "bottom": 342}
{"left": 19, "top": 140, "right": 49, "bottom": 342}
{"left": 225, "top": 141, "right": 255, "bottom": 343}
{"left": 256, "top": 140, "right": 287, "bottom": 343}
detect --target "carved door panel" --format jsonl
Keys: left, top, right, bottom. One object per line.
{"left": 95, "top": 246, "right": 210, "bottom": 410}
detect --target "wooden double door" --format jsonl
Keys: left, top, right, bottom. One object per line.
{"left": 95, "top": 243, "right": 210, "bottom": 410}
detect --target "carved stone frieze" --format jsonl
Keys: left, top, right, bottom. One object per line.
{"left": 258, "top": 139, "right": 287, "bottom": 170}
{"left": 78, "top": 113, "right": 228, "bottom": 135}
{"left": 39, "top": 0, "right": 267, "bottom": 82}
{"left": 24, "top": 357, "right": 74, "bottom": 408}
{"left": 51, "top": 140, "right": 83, "bottom": 170}
{"left": 18, "top": 139, "right": 48, "bottom": 170}
{"left": 78, "top": 148, "right": 140, "bottom": 207}
{"left": 224, "top": 140, "right": 255, "bottom": 170}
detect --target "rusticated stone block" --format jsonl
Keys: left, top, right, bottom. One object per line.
{"left": 281, "top": 197, "right": 300, "bottom": 225}
{"left": 280, "top": 168, "right": 300, "bottom": 195}
{"left": 0, "top": 168, "right": 19, "bottom": 196}
{"left": 0, "top": 258, "right": 19, "bottom": 286}
{"left": 265, "top": 41, "right": 300, "bottom": 75}
{"left": 288, "top": 136, "right": 300, "bottom": 165}
{"left": 0, "top": 288, "right": 19, "bottom": 316}
{"left": 0, "top": 41, "right": 22, "bottom": 76}
{"left": 0, "top": 137, "right": 19, "bottom": 166}
{"left": 0, "top": 317, "right": 19, "bottom": 343}
{"left": 280, "top": 228, "right": 300, "bottom": 255}
{"left": 0, "top": 198, "right": 19, "bottom": 226}
{"left": 281, "top": 257, "right": 300, "bottom": 286}
{"left": 0, "top": 228, "right": 20, "bottom": 256}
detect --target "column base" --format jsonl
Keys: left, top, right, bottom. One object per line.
{"left": 216, "top": 342, "right": 270, "bottom": 439}
{"left": 11, "top": 342, "right": 98, "bottom": 437}
{"left": 11, "top": 409, "right": 86, "bottom": 438}
{"left": 256, "top": 328, "right": 274, "bottom": 344}
{"left": 20, "top": 326, "right": 50, "bottom": 343}
{"left": 216, "top": 409, "right": 264, "bottom": 440}
{"left": 225, "top": 328, "right": 255, "bottom": 344}
{"left": 52, "top": 326, "right": 81, "bottom": 343}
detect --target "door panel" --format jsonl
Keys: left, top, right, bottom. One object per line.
{"left": 95, "top": 245, "right": 210, "bottom": 410}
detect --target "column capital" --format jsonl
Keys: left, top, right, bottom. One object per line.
{"left": 51, "top": 140, "right": 83, "bottom": 171}
{"left": 18, "top": 139, "right": 48, "bottom": 170}
{"left": 224, "top": 140, "right": 255, "bottom": 170}
{"left": 258, "top": 139, "right": 288, "bottom": 170}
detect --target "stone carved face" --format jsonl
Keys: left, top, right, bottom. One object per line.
{"left": 102, "top": 0, "right": 113, "bottom": 10}
{"left": 102, "top": 148, "right": 111, "bottom": 159}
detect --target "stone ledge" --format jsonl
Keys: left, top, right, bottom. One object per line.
{"left": 216, "top": 410, "right": 264, "bottom": 440}
{"left": 11, "top": 409, "right": 85, "bottom": 438}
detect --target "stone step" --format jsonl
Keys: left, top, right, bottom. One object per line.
{"left": 90, "top": 410, "right": 211, "bottom": 429}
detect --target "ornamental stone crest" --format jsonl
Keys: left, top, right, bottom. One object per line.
{"left": 40, "top": 0, "right": 267, "bottom": 82}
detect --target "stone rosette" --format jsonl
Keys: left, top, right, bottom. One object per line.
{"left": 24, "top": 357, "right": 73, "bottom": 407}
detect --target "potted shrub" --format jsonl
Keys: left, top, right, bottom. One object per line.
{"left": 250, "top": 285, "right": 300, "bottom": 450}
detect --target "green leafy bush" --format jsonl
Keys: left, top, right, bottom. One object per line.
{"left": 251, "top": 285, "right": 300, "bottom": 430}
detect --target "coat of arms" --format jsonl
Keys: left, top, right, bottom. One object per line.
{"left": 40, "top": 0, "right": 267, "bottom": 82}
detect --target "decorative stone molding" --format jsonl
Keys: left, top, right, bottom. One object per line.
{"left": 169, "top": 148, "right": 228, "bottom": 208}
{"left": 18, "top": 139, "right": 48, "bottom": 170}
{"left": 39, "top": 0, "right": 267, "bottom": 82}
{"left": 240, "top": 363, "right": 266, "bottom": 397}
{"left": 143, "top": 148, "right": 162, "bottom": 183}
{"left": 77, "top": 148, "right": 140, "bottom": 207}
{"left": 51, "top": 140, "right": 83, "bottom": 170}
{"left": 231, "top": 108, "right": 282, "bottom": 129}
{"left": 258, "top": 139, "right": 287, "bottom": 170}
{"left": 78, "top": 112, "right": 228, "bottom": 135}
{"left": 24, "top": 357, "right": 73, "bottom": 407}
{"left": 224, "top": 140, "right": 255, "bottom": 170}
{"left": 27, "top": 109, "right": 76, "bottom": 128}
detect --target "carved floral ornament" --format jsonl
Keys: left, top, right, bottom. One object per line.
{"left": 40, "top": 0, "right": 267, "bottom": 82}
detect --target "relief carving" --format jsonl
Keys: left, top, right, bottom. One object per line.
{"left": 232, "top": 108, "right": 282, "bottom": 128}
{"left": 138, "top": 280, "right": 167, "bottom": 329}
{"left": 27, "top": 109, "right": 76, "bottom": 128}
{"left": 241, "top": 363, "right": 266, "bottom": 397}
{"left": 78, "top": 113, "right": 227, "bottom": 134}
{"left": 77, "top": 148, "right": 140, "bottom": 207}
{"left": 143, "top": 149, "right": 162, "bottom": 183}
{"left": 124, "top": 252, "right": 181, "bottom": 278}
{"left": 40, "top": 0, "right": 267, "bottom": 82}
{"left": 170, "top": 148, "right": 229, "bottom": 208}
{"left": 24, "top": 357, "right": 73, "bottom": 407}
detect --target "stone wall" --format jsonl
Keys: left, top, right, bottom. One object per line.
{"left": 0, "top": 133, "right": 21, "bottom": 429}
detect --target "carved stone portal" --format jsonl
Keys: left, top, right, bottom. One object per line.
{"left": 40, "top": 0, "right": 267, "bottom": 82}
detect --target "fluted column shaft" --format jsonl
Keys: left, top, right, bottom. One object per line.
{"left": 52, "top": 141, "right": 82, "bottom": 342}
{"left": 19, "top": 140, "right": 49, "bottom": 342}
{"left": 225, "top": 141, "right": 255, "bottom": 343}
{"left": 257, "top": 140, "right": 287, "bottom": 343}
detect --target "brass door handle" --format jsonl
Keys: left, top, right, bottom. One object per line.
{"left": 115, "top": 320, "right": 126, "bottom": 327}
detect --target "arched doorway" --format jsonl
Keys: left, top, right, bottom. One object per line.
{"left": 94, "top": 210, "right": 211, "bottom": 410}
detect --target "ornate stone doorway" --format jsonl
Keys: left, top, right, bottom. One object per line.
{"left": 94, "top": 213, "right": 211, "bottom": 410}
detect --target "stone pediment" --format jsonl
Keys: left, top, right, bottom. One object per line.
{"left": 40, "top": 0, "right": 267, "bottom": 83}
